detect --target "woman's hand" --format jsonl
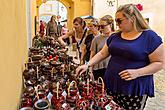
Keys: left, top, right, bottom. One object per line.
{"left": 62, "top": 42, "right": 67, "bottom": 47}
{"left": 58, "top": 37, "right": 66, "bottom": 47}
{"left": 76, "top": 64, "right": 88, "bottom": 76}
{"left": 119, "top": 69, "right": 139, "bottom": 81}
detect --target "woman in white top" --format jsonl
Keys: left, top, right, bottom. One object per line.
{"left": 58, "top": 17, "right": 87, "bottom": 61}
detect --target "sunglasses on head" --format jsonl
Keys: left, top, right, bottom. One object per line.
{"left": 99, "top": 24, "right": 109, "bottom": 29}
{"left": 115, "top": 18, "right": 125, "bottom": 24}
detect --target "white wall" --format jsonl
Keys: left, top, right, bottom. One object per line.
{"left": 93, "top": 0, "right": 117, "bottom": 19}
{"left": 93, "top": 0, "right": 165, "bottom": 41}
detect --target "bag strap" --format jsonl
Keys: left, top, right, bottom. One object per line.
{"left": 78, "top": 28, "right": 87, "bottom": 46}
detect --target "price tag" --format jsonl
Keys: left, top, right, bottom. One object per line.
{"left": 62, "top": 103, "right": 67, "bottom": 108}
{"left": 105, "top": 104, "right": 111, "bottom": 110}
{"left": 62, "top": 90, "right": 67, "bottom": 99}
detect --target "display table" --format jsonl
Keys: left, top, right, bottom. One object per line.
{"left": 20, "top": 38, "right": 124, "bottom": 110}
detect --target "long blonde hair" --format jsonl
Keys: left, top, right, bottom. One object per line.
{"left": 116, "top": 4, "right": 150, "bottom": 32}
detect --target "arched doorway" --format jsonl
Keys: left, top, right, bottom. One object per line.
{"left": 39, "top": 1, "right": 67, "bottom": 24}
{"left": 36, "top": 0, "right": 73, "bottom": 30}
{"left": 26, "top": 0, "right": 91, "bottom": 48}
{"left": 36, "top": 0, "right": 92, "bottom": 30}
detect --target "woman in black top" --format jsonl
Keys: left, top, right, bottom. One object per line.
{"left": 80, "top": 19, "right": 100, "bottom": 64}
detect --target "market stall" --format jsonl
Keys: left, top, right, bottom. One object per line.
{"left": 19, "top": 35, "right": 124, "bottom": 110}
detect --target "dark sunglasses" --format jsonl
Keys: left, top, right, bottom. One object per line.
{"left": 115, "top": 18, "right": 125, "bottom": 24}
{"left": 99, "top": 24, "right": 109, "bottom": 29}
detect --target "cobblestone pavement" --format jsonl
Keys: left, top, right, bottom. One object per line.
{"left": 145, "top": 67, "right": 165, "bottom": 110}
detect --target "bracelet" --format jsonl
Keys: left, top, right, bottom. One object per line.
{"left": 86, "top": 62, "right": 91, "bottom": 68}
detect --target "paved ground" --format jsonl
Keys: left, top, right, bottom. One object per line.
{"left": 145, "top": 67, "right": 165, "bottom": 110}
{"left": 67, "top": 46, "right": 165, "bottom": 110}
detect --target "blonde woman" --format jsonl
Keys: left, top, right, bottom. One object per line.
{"left": 76, "top": 4, "right": 164, "bottom": 110}
{"left": 89, "top": 15, "right": 114, "bottom": 80}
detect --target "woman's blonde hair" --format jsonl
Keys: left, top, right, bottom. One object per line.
{"left": 116, "top": 4, "right": 150, "bottom": 32}
{"left": 100, "top": 15, "right": 115, "bottom": 31}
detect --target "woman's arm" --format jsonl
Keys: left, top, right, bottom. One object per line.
{"left": 58, "top": 30, "right": 74, "bottom": 46}
{"left": 76, "top": 44, "right": 110, "bottom": 75}
{"left": 80, "top": 44, "right": 87, "bottom": 65}
{"left": 87, "top": 38, "right": 97, "bottom": 73}
{"left": 119, "top": 44, "right": 164, "bottom": 81}
{"left": 89, "top": 50, "right": 95, "bottom": 73}
{"left": 88, "top": 44, "right": 110, "bottom": 67}
{"left": 138, "top": 44, "right": 164, "bottom": 76}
